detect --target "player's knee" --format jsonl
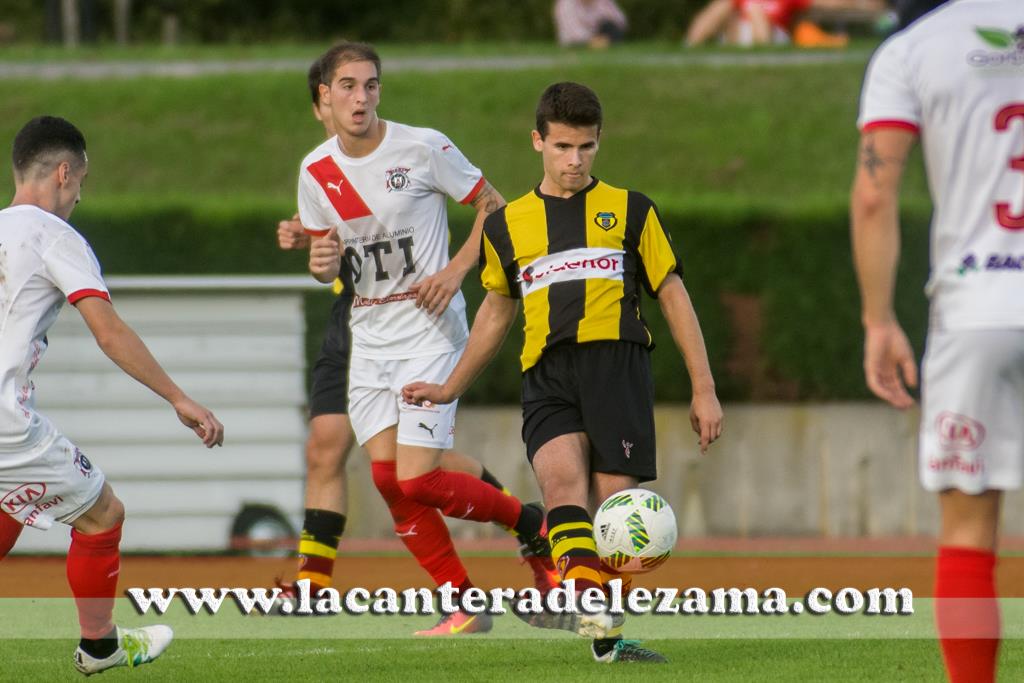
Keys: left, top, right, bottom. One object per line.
{"left": 397, "top": 470, "right": 443, "bottom": 507}
{"left": 370, "top": 461, "right": 403, "bottom": 505}
{"left": 305, "top": 442, "right": 347, "bottom": 478}
{"left": 306, "top": 431, "right": 351, "bottom": 471}
{"left": 104, "top": 495, "right": 126, "bottom": 529}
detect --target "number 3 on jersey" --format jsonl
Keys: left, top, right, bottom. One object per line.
{"left": 995, "top": 103, "right": 1024, "bottom": 231}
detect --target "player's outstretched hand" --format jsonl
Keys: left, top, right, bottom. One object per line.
{"left": 409, "top": 262, "right": 466, "bottom": 316}
{"left": 173, "top": 397, "right": 224, "bottom": 448}
{"left": 863, "top": 321, "right": 918, "bottom": 409}
{"left": 309, "top": 226, "right": 342, "bottom": 282}
{"left": 401, "top": 382, "right": 454, "bottom": 406}
{"left": 277, "top": 214, "right": 310, "bottom": 251}
{"left": 689, "top": 389, "right": 723, "bottom": 455}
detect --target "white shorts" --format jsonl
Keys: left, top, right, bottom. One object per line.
{"left": 919, "top": 329, "right": 1024, "bottom": 494}
{"left": 347, "top": 350, "right": 461, "bottom": 449}
{"left": 0, "top": 432, "right": 106, "bottom": 530}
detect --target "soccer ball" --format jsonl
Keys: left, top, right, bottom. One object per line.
{"left": 593, "top": 488, "right": 677, "bottom": 573}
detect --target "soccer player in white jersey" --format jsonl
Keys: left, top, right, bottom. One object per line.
{"left": 274, "top": 54, "right": 556, "bottom": 611}
{"left": 0, "top": 116, "right": 224, "bottom": 673}
{"left": 302, "top": 42, "right": 551, "bottom": 635}
{"left": 851, "top": 2, "right": 1024, "bottom": 680}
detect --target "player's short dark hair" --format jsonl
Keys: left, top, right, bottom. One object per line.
{"left": 307, "top": 57, "right": 323, "bottom": 105}
{"left": 535, "top": 82, "right": 602, "bottom": 139}
{"left": 12, "top": 116, "right": 86, "bottom": 178}
{"left": 319, "top": 41, "right": 381, "bottom": 85}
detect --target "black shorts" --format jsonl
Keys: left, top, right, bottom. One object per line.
{"left": 521, "top": 341, "right": 656, "bottom": 482}
{"left": 309, "top": 294, "right": 354, "bottom": 418}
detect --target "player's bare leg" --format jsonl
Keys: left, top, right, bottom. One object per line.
{"left": 69, "top": 483, "right": 172, "bottom": 674}
{"left": 280, "top": 413, "right": 353, "bottom": 598}
{"left": 526, "top": 436, "right": 663, "bottom": 661}
{"left": 935, "top": 489, "right": 1001, "bottom": 683}
{"left": 587, "top": 470, "right": 664, "bottom": 662}
{"left": 528, "top": 434, "right": 611, "bottom": 637}
{"left": 304, "top": 414, "right": 352, "bottom": 513}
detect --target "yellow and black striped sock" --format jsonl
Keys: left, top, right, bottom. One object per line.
{"left": 480, "top": 467, "right": 512, "bottom": 497}
{"left": 296, "top": 508, "right": 345, "bottom": 591}
{"left": 547, "top": 505, "right": 603, "bottom": 592}
{"left": 481, "top": 467, "right": 520, "bottom": 536}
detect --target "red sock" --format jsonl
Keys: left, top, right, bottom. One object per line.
{"left": 371, "top": 462, "right": 467, "bottom": 588}
{"left": 0, "top": 513, "right": 23, "bottom": 560}
{"left": 398, "top": 468, "right": 522, "bottom": 528}
{"left": 935, "top": 546, "right": 1000, "bottom": 683}
{"left": 66, "top": 524, "right": 122, "bottom": 639}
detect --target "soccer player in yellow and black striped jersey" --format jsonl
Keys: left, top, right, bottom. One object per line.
{"left": 404, "top": 82, "right": 723, "bottom": 663}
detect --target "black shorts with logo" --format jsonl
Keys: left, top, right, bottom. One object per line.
{"left": 309, "top": 293, "right": 354, "bottom": 417}
{"left": 521, "top": 340, "right": 656, "bottom": 482}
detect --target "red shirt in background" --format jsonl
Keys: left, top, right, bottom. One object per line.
{"left": 732, "top": 0, "right": 812, "bottom": 29}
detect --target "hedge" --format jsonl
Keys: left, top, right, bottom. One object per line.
{"left": 70, "top": 199, "right": 932, "bottom": 404}
{"left": 1, "top": 1, "right": 714, "bottom": 44}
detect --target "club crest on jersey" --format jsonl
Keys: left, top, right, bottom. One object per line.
{"left": 593, "top": 211, "right": 618, "bottom": 231}
{"left": 385, "top": 167, "right": 411, "bottom": 192}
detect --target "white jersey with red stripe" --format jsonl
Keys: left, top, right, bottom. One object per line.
{"left": 297, "top": 121, "right": 483, "bottom": 359}
{"left": 0, "top": 205, "right": 110, "bottom": 451}
{"left": 858, "top": 0, "right": 1024, "bottom": 331}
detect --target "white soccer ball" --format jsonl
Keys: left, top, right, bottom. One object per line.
{"left": 593, "top": 488, "right": 677, "bottom": 574}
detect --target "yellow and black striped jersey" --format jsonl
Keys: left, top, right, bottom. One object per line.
{"left": 480, "top": 178, "right": 682, "bottom": 371}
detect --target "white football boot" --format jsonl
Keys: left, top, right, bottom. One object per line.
{"left": 73, "top": 625, "right": 173, "bottom": 675}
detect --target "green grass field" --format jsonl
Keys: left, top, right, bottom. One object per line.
{"left": 0, "top": 46, "right": 931, "bottom": 213}
{"left": 0, "top": 638, "right": 965, "bottom": 681}
{"left": 3, "top": 597, "right": 1023, "bottom": 679}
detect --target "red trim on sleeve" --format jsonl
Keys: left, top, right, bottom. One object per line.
{"left": 861, "top": 120, "right": 920, "bottom": 134}
{"left": 67, "top": 289, "right": 111, "bottom": 305}
{"left": 460, "top": 177, "right": 486, "bottom": 205}
{"left": 304, "top": 227, "right": 330, "bottom": 237}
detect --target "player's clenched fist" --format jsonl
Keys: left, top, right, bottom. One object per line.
{"left": 309, "top": 226, "right": 342, "bottom": 283}
{"left": 277, "top": 214, "right": 310, "bottom": 251}
{"left": 402, "top": 381, "right": 454, "bottom": 406}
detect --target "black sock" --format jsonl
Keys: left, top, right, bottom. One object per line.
{"left": 79, "top": 626, "right": 118, "bottom": 659}
{"left": 512, "top": 501, "right": 543, "bottom": 538}
{"left": 480, "top": 467, "right": 506, "bottom": 493}
{"left": 302, "top": 508, "right": 346, "bottom": 546}
{"left": 593, "top": 637, "right": 622, "bottom": 657}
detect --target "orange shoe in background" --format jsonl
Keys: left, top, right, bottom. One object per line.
{"left": 793, "top": 20, "right": 849, "bottom": 48}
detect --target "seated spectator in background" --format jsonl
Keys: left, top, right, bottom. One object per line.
{"left": 686, "top": 0, "right": 883, "bottom": 48}
{"left": 554, "top": 0, "right": 628, "bottom": 49}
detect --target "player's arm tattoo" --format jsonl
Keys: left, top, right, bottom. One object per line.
{"left": 858, "top": 133, "right": 908, "bottom": 184}
{"left": 471, "top": 181, "right": 506, "bottom": 215}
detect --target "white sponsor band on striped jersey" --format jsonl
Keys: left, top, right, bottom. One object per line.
{"left": 517, "top": 247, "right": 626, "bottom": 296}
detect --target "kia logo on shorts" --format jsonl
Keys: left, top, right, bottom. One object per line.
{"left": 1, "top": 482, "right": 48, "bottom": 514}
{"left": 936, "top": 412, "right": 986, "bottom": 451}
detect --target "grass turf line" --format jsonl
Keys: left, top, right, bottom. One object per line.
{"left": 0, "top": 638, "right": 995, "bottom": 681}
